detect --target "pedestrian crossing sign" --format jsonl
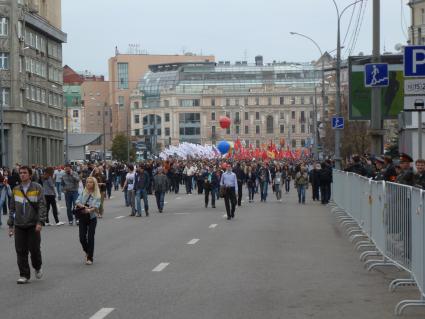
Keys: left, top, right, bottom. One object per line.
{"left": 364, "top": 63, "right": 389, "bottom": 87}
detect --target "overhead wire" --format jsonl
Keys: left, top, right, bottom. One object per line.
{"left": 343, "top": 0, "right": 363, "bottom": 58}
{"left": 348, "top": 0, "right": 368, "bottom": 56}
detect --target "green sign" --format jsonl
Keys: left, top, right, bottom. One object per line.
{"left": 349, "top": 55, "right": 404, "bottom": 120}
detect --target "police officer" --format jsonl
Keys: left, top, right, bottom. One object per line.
{"left": 415, "top": 159, "right": 425, "bottom": 189}
{"left": 396, "top": 153, "right": 415, "bottom": 186}
{"left": 373, "top": 156, "right": 385, "bottom": 181}
{"left": 383, "top": 155, "right": 398, "bottom": 182}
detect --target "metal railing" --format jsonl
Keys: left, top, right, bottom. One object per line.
{"left": 331, "top": 170, "right": 425, "bottom": 315}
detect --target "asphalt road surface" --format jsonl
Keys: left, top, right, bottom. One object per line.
{"left": 0, "top": 187, "right": 423, "bottom": 319}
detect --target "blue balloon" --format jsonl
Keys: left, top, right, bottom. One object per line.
{"left": 217, "top": 140, "right": 230, "bottom": 154}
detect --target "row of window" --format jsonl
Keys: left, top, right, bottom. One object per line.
{"left": 24, "top": 28, "right": 62, "bottom": 61}
{"left": 25, "top": 57, "right": 47, "bottom": 78}
{"left": 211, "top": 110, "right": 311, "bottom": 122}
{"left": 211, "top": 123, "right": 312, "bottom": 135}
{"left": 27, "top": 112, "right": 63, "bottom": 131}
{"left": 246, "top": 139, "right": 308, "bottom": 148}
{"left": 25, "top": 84, "right": 63, "bottom": 108}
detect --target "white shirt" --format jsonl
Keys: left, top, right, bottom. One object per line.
{"left": 126, "top": 172, "right": 135, "bottom": 191}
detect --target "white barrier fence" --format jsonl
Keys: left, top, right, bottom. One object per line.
{"left": 331, "top": 170, "right": 425, "bottom": 315}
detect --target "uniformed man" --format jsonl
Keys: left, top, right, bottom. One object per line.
{"left": 383, "top": 155, "right": 397, "bottom": 182}
{"left": 373, "top": 156, "right": 385, "bottom": 181}
{"left": 396, "top": 153, "right": 415, "bottom": 186}
{"left": 415, "top": 159, "right": 425, "bottom": 189}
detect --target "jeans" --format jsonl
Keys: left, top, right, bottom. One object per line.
{"left": 320, "top": 183, "right": 331, "bottom": 204}
{"left": 275, "top": 184, "right": 282, "bottom": 200}
{"left": 285, "top": 179, "right": 291, "bottom": 193}
{"left": 128, "top": 190, "right": 136, "bottom": 215}
{"left": 248, "top": 185, "right": 255, "bottom": 201}
{"left": 155, "top": 191, "right": 165, "bottom": 211}
{"left": 79, "top": 217, "right": 97, "bottom": 261}
{"left": 106, "top": 181, "right": 112, "bottom": 199}
{"left": 185, "top": 176, "right": 192, "bottom": 194}
{"left": 114, "top": 176, "right": 120, "bottom": 191}
{"left": 297, "top": 185, "right": 306, "bottom": 203}
{"left": 204, "top": 187, "right": 216, "bottom": 207}
{"left": 45, "top": 195, "right": 59, "bottom": 224}
{"left": 312, "top": 183, "right": 320, "bottom": 201}
{"left": 135, "top": 189, "right": 149, "bottom": 215}
{"left": 260, "top": 181, "right": 268, "bottom": 201}
{"left": 124, "top": 188, "right": 130, "bottom": 206}
{"left": 55, "top": 182, "right": 62, "bottom": 200}
{"left": 14, "top": 226, "right": 42, "bottom": 279}
{"left": 65, "top": 191, "right": 79, "bottom": 223}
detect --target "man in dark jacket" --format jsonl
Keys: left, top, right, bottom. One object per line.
{"left": 153, "top": 167, "right": 169, "bottom": 213}
{"left": 319, "top": 162, "right": 332, "bottom": 204}
{"left": 233, "top": 163, "right": 246, "bottom": 206}
{"left": 345, "top": 155, "right": 367, "bottom": 176}
{"left": 134, "top": 165, "right": 150, "bottom": 216}
{"left": 415, "top": 159, "right": 425, "bottom": 189}
{"left": 8, "top": 166, "right": 47, "bottom": 284}
{"left": 310, "top": 163, "right": 321, "bottom": 201}
{"left": 203, "top": 166, "right": 219, "bottom": 208}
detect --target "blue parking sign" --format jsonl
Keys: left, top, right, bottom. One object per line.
{"left": 364, "top": 63, "right": 389, "bottom": 87}
{"left": 404, "top": 45, "right": 425, "bottom": 77}
{"left": 332, "top": 117, "right": 344, "bottom": 129}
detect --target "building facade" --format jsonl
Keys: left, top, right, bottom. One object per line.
{"left": 408, "top": 0, "right": 425, "bottom": 45}
{"left": 0, "top": 0, "right": 66, "bottom": 167}
{"left": 130, "top": 59, "right": 325, "bottom": 152}
{"left": 107, "top": 52, "right": 215, "bottom": 142}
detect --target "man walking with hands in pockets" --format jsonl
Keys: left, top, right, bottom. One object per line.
{"left": 220, "top": 163, "right": 238, "bottom": 220}
{"left": 8, "top": 166, "right": 46, "bottom": 284}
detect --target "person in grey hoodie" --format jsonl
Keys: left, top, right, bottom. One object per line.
{"left": 62, "top": 164, "right": 81, "bottom": 225}
{"left": 8, "top": 166, "right": 46, "bottom": 284}
{"left": 153, "top": 167, "right": 169, "bottom": 213}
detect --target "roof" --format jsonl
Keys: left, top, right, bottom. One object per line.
{"left": 67, "top": 133, "right": 102, "bottom": 147}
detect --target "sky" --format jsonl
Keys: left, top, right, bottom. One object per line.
{"left": 62, "top": 0, "right": 409, "bottom": 77}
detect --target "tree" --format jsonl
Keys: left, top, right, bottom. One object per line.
{"left": 111, "top": 133, "right": 136, "bottom": 162}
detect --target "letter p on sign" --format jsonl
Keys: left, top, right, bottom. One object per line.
{"left": 405, "top": 45, "right": 425, "bottom": 77}
{"left": 413, "top": 49, "right": 425, "bottom": 73}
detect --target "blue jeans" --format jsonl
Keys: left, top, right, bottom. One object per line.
{"left": 155, "top": 191, "right": 165, "bottom": 211}
{"left": 297, "top": 185, "right": 306, "bottom": 203}
{"left": 124, "top": 188, "right": 130, "bottom": 206}
{"left": 55, "top": 182, "right": 62, "bottom": 200}
{"left": 135, "top": 189, "right": 149, "bottom": 215}
{"left": 65, "top": 191, "right": 79, "bottom": 222}
{"left": 260, "top": 181, "right": 268, "bottom": 201}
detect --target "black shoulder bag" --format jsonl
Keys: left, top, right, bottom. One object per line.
{"left": 73, "top": 194, "right": 92, "bottom": 221}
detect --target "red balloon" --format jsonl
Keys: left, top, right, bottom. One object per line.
{"left": 219, "top": 116, "right": 231, "bottom": 129}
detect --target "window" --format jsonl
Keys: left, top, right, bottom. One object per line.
{"left": 256, "top": 140, "right": 260, "bottom": 148}
{"left": 301, "top": 124, "right": 305, "bottom": 133}
{"left": 133, "top": 101, "right": 139, "bottom": 109}
{"left": 235, "top": 99, "right": 239, "bottom": 106}
{"left": 292, "top": 111, "right": 295, "bottom": 119}
{"left": 280, "top": 124, "right": 285, "bottom": 133}
{"left": 236, "top": 125, "right": 240, "bottom": 134}
{"left": 134, "top": 114, "right": 140, "bottom": 124}
{"left": 268, "top": 97, "right": 272, "bottom": 105}
{"left": 245, "top": 112, "right": 248, "bottom": 121}
{"left": 211, "top": 126, "right": 216, "bottom": 136}
{"left": 291, "top": 96, "right": 295, "bottom": 105}
{"left": 300, "top": 97, "right": 304, "bottom": 104}
{"left": 135, "top": 129, "right": 140, "bottom": 136}
{"left": 225, "top": 111, "right": 230, "bottom": 118}
{"left": 180, "top": 99, "right": 200, "bottom": 107}
{"left": 301, "top": 111, "right": 305, "bottom": 122}
{"left": 292, "top": 125, "right": 296, "bottom": 133}
{"left": 422, "top": 8, "right": 425, "bottom": 24}
{"left": 255, "top": 112, "right": 260, "bottom": 120}
{"left": 165, "top": 113, "right": 170, "bottom": 122}
{"left": 256, "top": 125, "right": 260, "bottom": 134}
{"left": 211, "top": 98, "right": 215, "bottom": 106}
{"left": 266, "top": 115, "right": 274, "bottom": 134}
{"left": 157, "top": 129, "right": 161, "bottom": 136}
{"left": 73, "top": 110, "right": 79, "bottom": 118}
{"left": 165, "top": 127, "right": 170, "bottom": 136}
{"left": 117, "top": 63, "right": 129, "bottom": 89}
{"left": 280, "top": 112, "right": 285, "bottom": 120}
{"left": 226, "top": 98, "right": 230, "bottom": 106}
{"left": 0, "top": 18, "right": 8, "bottom": 36}
{"left": 226, "top": 127, "right": 230, "bottom": 134}
{"left": 118, "top": 96, "right": 124, "bottom": 108}
{"left": 245, "top": 125, "right": 249, "bottom": 134}
{"left": 164, "top": 99, "right": 169, "bottom": 107}
{"left": 97, "top": 111, "right": 101, "bottom": 116}
{"left": 310, "top": 124, "right": 314, "bottom": 134}
{"left": 244, "top": 97, "right": 248, "bottom": 106}
{"left": 211, "top": 112, "right": 215, "bottom": 121}
{"left": 301, "top": 139, "right": 306, "bottom": 147}
{"left": 255, "top": 97, "right": 260, "bottom": 105}
{"left": 0, "top": 52, "right": 9, "bottom": 70}
{"left": 292, "top": 139, "right": 296, "bottom": 148}
{"left": 0, "top": 88, "right": 10, "bottom": 106}
{"left": 235, "top": 112, "right": 240, "bottom": 122}
{"left": 279, "top": 97, "right": 284, "bottom": 105}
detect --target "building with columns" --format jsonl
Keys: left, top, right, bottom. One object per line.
{"left": 130, "top": 58, "right": 327, "bottom": 153}
{"left": 1, "top": 0, "right": 66, "bottom": 167}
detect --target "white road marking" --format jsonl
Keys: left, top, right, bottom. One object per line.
{"left": 59, "top": 206, "right": 65, "bottom": 209}
{"left": 109, "top": 196, "right": 115, "bottom": 199}
{"left": 174, "top": 213, "right": 190, "bottom": 215}
{"left": 222, "top": 214, "right": 227, "bottom": 218}
{"left": 164, "top": 201, "right": 168, "bottom": 204}
{"left": 152, "top": 263, "right": 169, "bottom": 272}
{"left": 176, "top": 197, "right": 181, "bottom": 200}
{"left": 187, "top": 238, "right": 199, "bottom": 245}
{"left": 89, "top": 308, "right": 115, "bottom": 319}
{"left": 209, "top": 224, "right": 218, "bottom": 229}
{"left": 114, "top": 216, "right": 125, "bottom": 219}
{"left": 241, "top": 200, "right": 245, "bottom": 203}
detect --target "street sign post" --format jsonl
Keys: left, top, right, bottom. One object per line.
{"left": 404, "top": 79, "right": 425, "bottom": 95}
{"left": 404, "top": 96, "right": 425, "bottom": 111}
{"left": 364, "top": 63, "right": 389, "bottom": 87}
{"left": 404, "top": 45, "right": 425, "bottom": 77}
{"left": 331, "top": 116, "right": 344, "bottom": 129}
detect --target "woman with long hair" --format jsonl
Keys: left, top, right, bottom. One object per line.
{"left": 75, "top": 176, "right": 101, "bottom": 265}
{"left": 42, "top": 167, "right": 63, "bottom": 226}
{"left": 91, "top": 166, "right": 106, "bottom": 218}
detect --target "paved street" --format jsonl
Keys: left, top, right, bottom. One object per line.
{"left": 0, "top": 187, "right": 423, "bottom": 319}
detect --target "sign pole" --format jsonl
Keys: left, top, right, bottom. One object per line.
{"left": 419, "top": 111, "right": 423, "bottom": 159}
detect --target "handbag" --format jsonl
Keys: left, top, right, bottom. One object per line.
{"left": 73, "top": 194, "right": 92, "bottom": 220}
{"left": 219, "top": 186, "right": 227, "bottom": 198}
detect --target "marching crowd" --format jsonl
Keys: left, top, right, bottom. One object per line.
{"left": 1, "top": 152, "right": 424, "bottom": 284}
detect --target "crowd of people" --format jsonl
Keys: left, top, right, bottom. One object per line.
{"left": 1, "top": 151, "right": 424, "bottom": 284}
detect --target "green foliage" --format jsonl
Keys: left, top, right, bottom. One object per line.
{"left": 111, "top": 134, "right": 136, "bottom": 162}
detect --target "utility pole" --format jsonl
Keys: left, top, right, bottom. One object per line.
{"left": 335, "top": 12, "right": 342, "bottom": 169}
{"left": 65, "top": 100, "right": 69, "bottom": 163}
{"left": 103, "top": 102, "right": 106, "bottom": 161}
{"left": 370, "top": 0, "right": 383, "bottom": 155}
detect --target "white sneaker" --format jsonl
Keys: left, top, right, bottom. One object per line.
{"left": 55, "top": 221, "right": 65, "bottom": 226}
{"left": 17, "top": 277, "right": 29, "bottom": 284}
{"left": 35, "top": 268, "right": 43, "bottom": 279}
{"left": 45, "top": 223, "right": 50, "bottom": 226}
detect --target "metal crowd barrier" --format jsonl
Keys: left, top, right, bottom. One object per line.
{"left": 330, "top": 170, "right": 425, "bottom": 316}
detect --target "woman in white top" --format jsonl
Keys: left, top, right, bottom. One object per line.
{"left": 123, "top": 164, "right": 136, "bottom": 216}
{"left": 273, "top": 166, "right": 283, "bottom": 201}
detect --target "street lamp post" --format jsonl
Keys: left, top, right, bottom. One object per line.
{"left": 332, "top": 0, "right": 363, "bottom": 169}
{"left": 289, "top": 31, "right": 324, "bottom": 161}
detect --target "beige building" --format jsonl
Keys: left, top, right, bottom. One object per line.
{"left": 1, "top": 0, "right": 66, "bottom": 167}
{"left": 130, "top": 59, "right": 326, "bottom": 155}
{"left": 408, "top": 0, "right": 425, "bottom": 44}
{"left": 107, "top": 52, "right": 215, "bottom": 141}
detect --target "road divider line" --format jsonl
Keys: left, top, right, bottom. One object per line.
{"left": 176, "top": 197, "right": 181, "bottom": 200}
{"left": 209, "top": 224, "right": 218, "bottom": 229}
{"left": 114, "top": 216, "right": 125, "bottom": 219}
{"left": 152, "top": 263, "right": 169, "bottom": 272}
{"left": 89, "top": 308, "right": 115, "bottom": 319}
{"left": 174, "top": 213, "right": 190, "bottom": 215}
{"left": 187, "top": 238, "right": 199, "bottom": 245}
